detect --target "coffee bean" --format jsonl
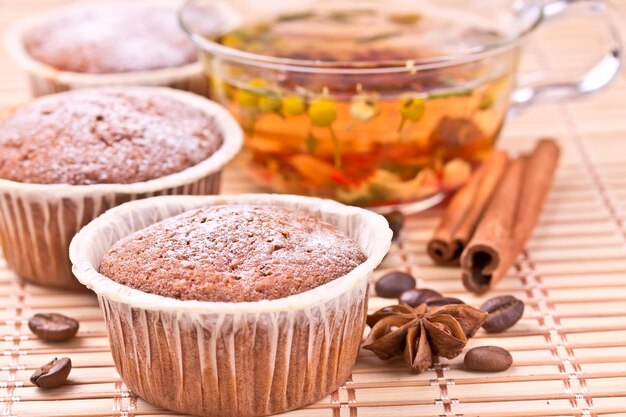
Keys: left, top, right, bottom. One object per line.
{"left": 28, "top": 313, "right": 79, "bottom": 342}
{"left": 383, "top": 211, "right": 405, "bottom": 241}
{"left": 479, "top": 295, "right": 524, "bottom": 333}
{"left": 398, "top": 288, "right": 442, "bottom": 307}
{"left": 464, "top": 346, "right": 512, "bottom": 371}
{"left": 375, "top": 271, "right": 416, "bottom": 298}
{"left": 426, "top": 297, "right": 465, "bottom": 307}
{"left": 30, "top": 357, "right": 72, "bottom": 388}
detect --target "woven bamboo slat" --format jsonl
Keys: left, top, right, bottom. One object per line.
{"left": 1, "top": 0, "right": 626, "bottom": 415}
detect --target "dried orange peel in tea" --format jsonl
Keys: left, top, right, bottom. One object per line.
{"left": 363, "top": 304, "right": 487, "bottom": 373}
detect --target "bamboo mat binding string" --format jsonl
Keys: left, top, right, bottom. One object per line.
{"left": 2, "top": 160, "right": 626, "bottom": 416}
{"left": 0, "top": 1, "right": 626, "bottom": 416}
{"left": 3, "top": 161, "right": 626, "bottom": 416}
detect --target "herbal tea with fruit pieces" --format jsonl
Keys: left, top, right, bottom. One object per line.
{"left": 206, "top": 3, "right": 516, "bottom": 207}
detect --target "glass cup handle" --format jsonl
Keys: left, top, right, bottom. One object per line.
{"left": 512, "top": 0, "right": 623, "bottom": 108}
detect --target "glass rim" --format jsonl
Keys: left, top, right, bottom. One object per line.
{"left": 179, "top": 0, "right": 545, "bottom": 74}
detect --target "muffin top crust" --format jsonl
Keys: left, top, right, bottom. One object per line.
{"left": 24, "top": 4, "right": 198, "bottom": 74}
{"left": 0, "top": 88, "right": 223, "bottom": 185}
{"left": 99, "top": 205, "right": 367, "bottom": 303}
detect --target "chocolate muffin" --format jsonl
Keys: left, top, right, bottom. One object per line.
{"left": 70, "top": 194, "right": 392, "bottom": 417}
{"left": 0, "top": 87, "right": 242, "bottom": 290}
{"left": 6, "top": 4, "right": 207, "bottom": 96}
{"left": 99, "top": 205, "right": 367, "bottom": 302}
{"left": 0, "top": 88, "right": 222, "bottom": 185}
{"left": 23, "top": 4, "right": 197, "bottom": 74}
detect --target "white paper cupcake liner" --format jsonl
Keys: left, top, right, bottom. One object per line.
{"left": 0, "top": 87, "right": 243, "bottom": 290}
{"left": 69, "top": 194, "right": 392, "bottom": 417}
{"left": 4, "top": 1, "right": 207, "bottom": 97}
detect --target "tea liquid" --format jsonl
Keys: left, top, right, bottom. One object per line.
{"left": 207, "top": 2, "right": 517, "bottom": 207}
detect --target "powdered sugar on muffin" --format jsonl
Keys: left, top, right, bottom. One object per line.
{"left": 99, "top": 205, "right": 367, "bottom": 302}
{"left": 24, "top": 4, "right": 198, "bottom": 74}
{"left": 0, "top": 88, "right": 223, "bottom": 185}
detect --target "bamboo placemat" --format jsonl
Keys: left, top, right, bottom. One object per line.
{"left": 1, "top": 1, "right": 626, "bottom": 416}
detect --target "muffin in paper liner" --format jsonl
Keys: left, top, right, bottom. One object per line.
{"left": 69, "top": 194, "right": 392, "bottom": 417}
{"left": 3, "top": 2, "right": 207, "bottom": 97}
{"left": 0, "top": 87, "right": 243, "bottom": 291}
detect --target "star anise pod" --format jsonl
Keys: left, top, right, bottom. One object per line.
{"left": 362, "top": 303, "right": 487, "bottom": 373}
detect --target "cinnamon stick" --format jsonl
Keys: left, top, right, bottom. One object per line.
{"left": 427, "top": 150, "right": 508, "bottom": 265}
{"left": 461, "top": 139, "right": 560, "bottom": 294}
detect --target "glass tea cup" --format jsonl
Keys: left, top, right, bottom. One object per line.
{"left": 180, "top": 0, "right": 622, "bottom": 212}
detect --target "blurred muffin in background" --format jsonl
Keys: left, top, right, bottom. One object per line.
{"left": 5, "top": 3, "right": 207, "bottom": 95}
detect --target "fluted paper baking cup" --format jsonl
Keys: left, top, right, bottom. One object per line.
{"left": 0, "top": 87, "right": 243, "bottom": 290}
{"left": 69, "top": 194, "right": 392, "bottom": 417}
{"left": 4, "top": 2, "right": 207, "bottom": 96}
